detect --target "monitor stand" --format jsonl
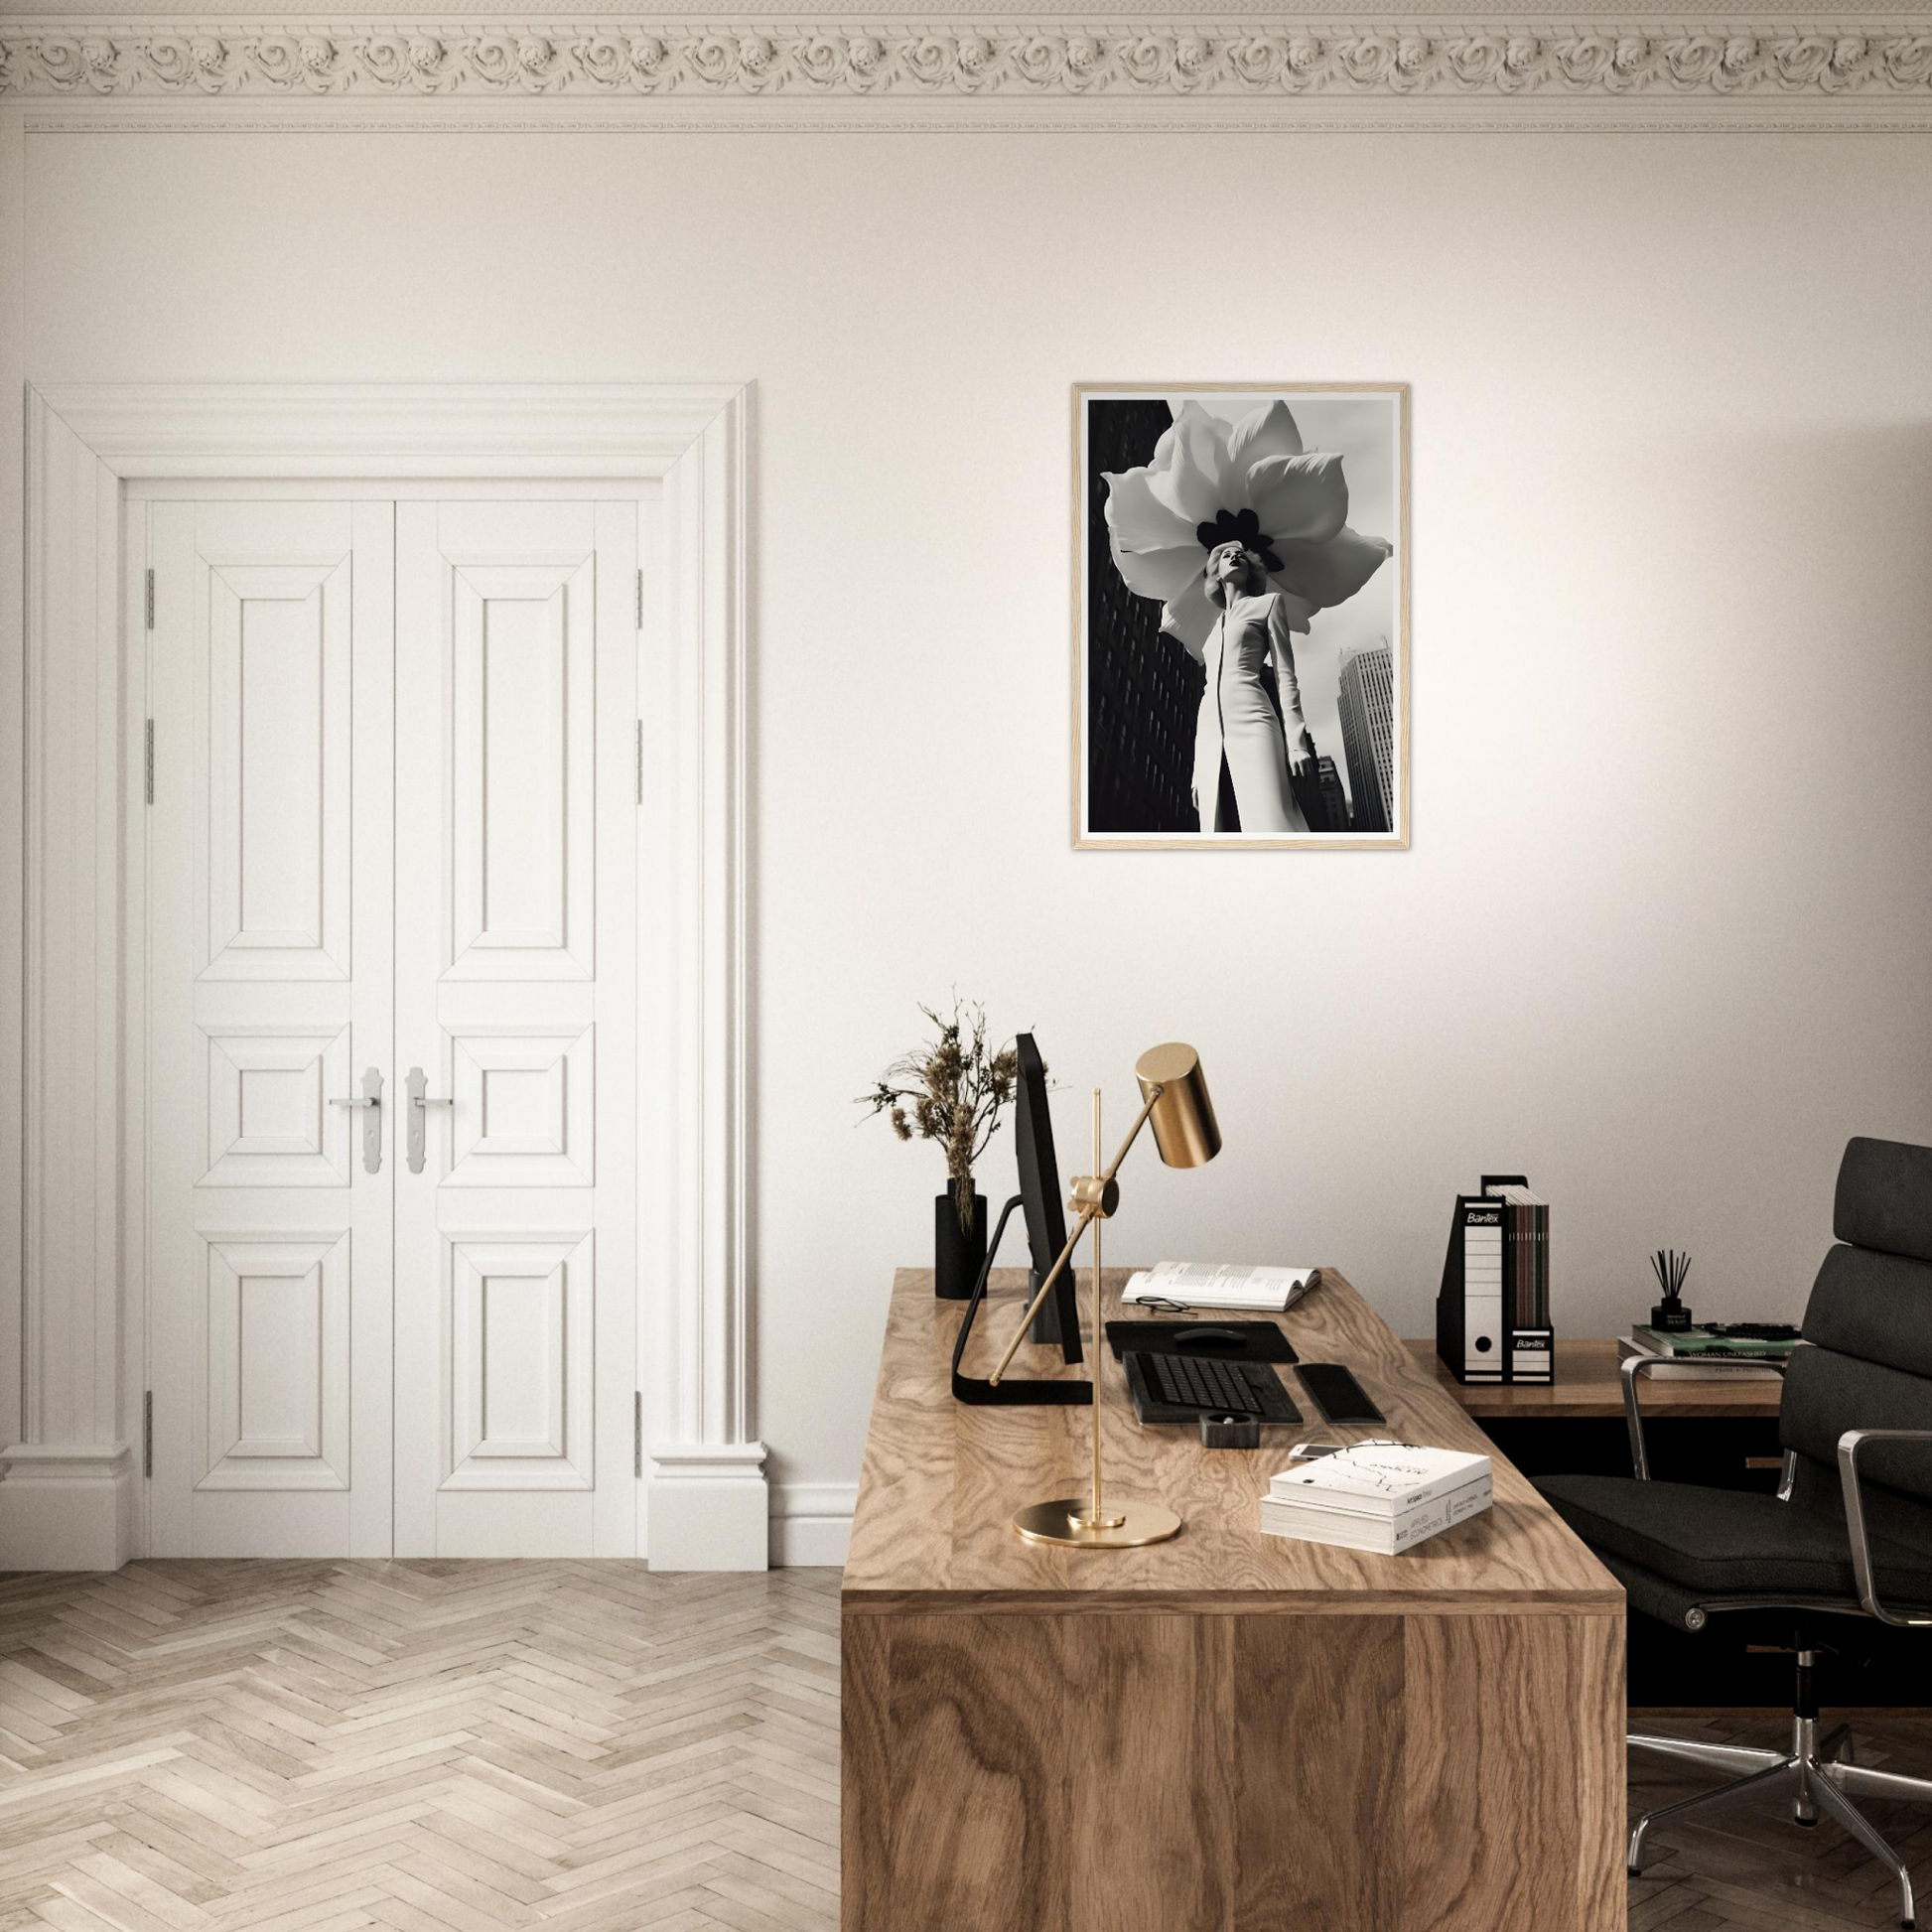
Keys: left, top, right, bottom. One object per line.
{"left": 950, "top": 1195, "right": 1091, "bottom": 1407}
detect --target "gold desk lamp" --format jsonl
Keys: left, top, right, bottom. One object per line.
{"left": 986, "top": 1041, "right": 1221, "bottom": 1549}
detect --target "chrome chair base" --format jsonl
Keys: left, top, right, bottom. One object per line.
{"left": 1630, "top": 1713, "right": 1932, "bottom": 1928}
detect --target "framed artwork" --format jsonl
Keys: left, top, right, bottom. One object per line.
{"left": 1074, "top": 383, "right": 1409, "bottom": 849}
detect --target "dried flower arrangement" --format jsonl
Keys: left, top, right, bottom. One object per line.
{"left": 860, "top": 998, "right": 1021, "bottom": 1232}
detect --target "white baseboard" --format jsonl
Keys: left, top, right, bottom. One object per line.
{"left": 0, "top": 1443, "right": 136, "bottom": 1571}
{"left": 0, "top": 1440, "right": 853, "bottom": 1574}
{"left": 646, "top": 1441, "right": 769, "bottom": 1571}
{"left": 770, "top": 1481, "right": 855, "bottom": 1568}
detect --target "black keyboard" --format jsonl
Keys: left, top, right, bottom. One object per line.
{"left": 1126, "top": 1350, "right": 1302, "bottom": 1423}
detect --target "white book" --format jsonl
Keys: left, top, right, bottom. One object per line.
{"left": 1259, "top": 1473, "right": 1493, "bottom": 1555}
{"left": 1121, "top": 1261, "right": 1317, "bottom": 1313}
{"left": 1268, "top": 1442, "right": 1491, "bottom": 1516}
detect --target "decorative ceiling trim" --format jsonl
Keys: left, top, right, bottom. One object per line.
{"left": 3, "top": 18, "right": 1931, "bottom": 121}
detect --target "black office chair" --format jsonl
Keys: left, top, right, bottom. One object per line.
{"left": 1537, "top": 1136, "right": 1932, "bottom": 1930}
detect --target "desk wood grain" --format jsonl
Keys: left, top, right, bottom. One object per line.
{"left": 843, "top": 1268, "right": 1621, "bottom": 1612}
{"left": 841, "top": 1268, "right": 1625, "bottom": 1932}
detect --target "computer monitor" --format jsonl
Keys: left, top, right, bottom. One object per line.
{"left": 1013, "top": 1033, "right": 1083, "bottom": 1364}
{"left": 948, "top": 1032, "right": 1089, "bottom": 1405}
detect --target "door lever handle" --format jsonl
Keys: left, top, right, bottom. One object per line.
{"left": 329, "top": 1066, "right": 385, "bottom": 1174}
{"left": 405, "top": 1066, "right": 454, "bottom": 1175}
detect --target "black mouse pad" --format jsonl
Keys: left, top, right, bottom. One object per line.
{"left": 1104, "top": 1319, "right": 1298, "bottom": 1364}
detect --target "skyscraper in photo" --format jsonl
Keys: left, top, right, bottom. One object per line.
{"left": 1313, "top": 755, "right": 1349, "bottom": 834}
{"left": 1084, "top": 400, "right": 1200, "bottom": 834}
{"left": 1336, "top": 641, "right": 1396, "bottom": 836}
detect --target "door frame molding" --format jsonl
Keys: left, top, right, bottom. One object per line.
{"left": 3, "top": 381, "right": 763, "bottom": 1570}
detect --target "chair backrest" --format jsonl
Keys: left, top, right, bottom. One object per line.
{"left": 1780, "top": 1138, "right": 1932, "bottom": 1543}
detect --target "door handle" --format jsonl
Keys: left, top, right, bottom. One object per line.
{"left": 405, "top": 1066, "right": 454, "bottom": 1175}
{"left": 329, "top": 1066, "right": 385, "bottom": 1174}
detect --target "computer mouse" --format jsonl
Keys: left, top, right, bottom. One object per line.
{"left": 1175, "top": 1326, "right": 1247, "bottom": 1350}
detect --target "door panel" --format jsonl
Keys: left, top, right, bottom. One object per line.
{"left": 445, "top": 1231, "right": 594, "bottom": 1488}
{"left": 449, "top": 564, "right": 595, "bottom": 979}
{"left": 148, "top": 501, "right": 395, "bottom": 1557}
{"left": 445, "top": 1026, "right": 596, "bottom": 1187}
{"left": 204, "top": 565, "right": 352, "bottom": 978}
{"left": 393, "top": 501, "right": 637, "bottom": 1557}
{"left": 200, "top": 1024, "right": 352, "bottom": 1186}
{"left": 200, "top": 1232, "right": 350, "bottom": 1489}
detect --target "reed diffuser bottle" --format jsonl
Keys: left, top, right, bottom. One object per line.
{"left": 1650, "top": 1248, "right": 1693, "bottom": 1331}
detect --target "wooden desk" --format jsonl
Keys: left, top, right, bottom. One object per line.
{"left": 843, "top": 1269, "right": 1625, "bottom": 1932}
{"left": 1407, "top": 1337, "right": 1784, "bottom": 1419}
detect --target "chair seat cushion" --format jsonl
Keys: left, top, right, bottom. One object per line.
{"left": 1535, "top": 1473, "right": 1932, "bottom": 1601}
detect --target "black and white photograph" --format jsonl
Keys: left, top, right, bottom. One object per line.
{"left": 1076, "top": 384, "right": 1409, "bottom": 848}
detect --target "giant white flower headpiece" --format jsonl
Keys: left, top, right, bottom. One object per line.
{"left": 1102, "top": 400, "right": 1393, "bottom": 660}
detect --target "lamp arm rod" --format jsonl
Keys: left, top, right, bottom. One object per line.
{"left": 987, "top": 1085, "right": 1165, "bottom": 1387}
{"left": 986, "top": 1206, "right": 1096, "bottom": 1387}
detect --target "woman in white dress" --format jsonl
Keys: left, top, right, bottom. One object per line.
{"left": 1192, "top": 540, "right": 1316, "bottom": 835}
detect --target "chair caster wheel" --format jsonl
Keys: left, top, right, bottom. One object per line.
{"left": 1627, "top": 1868, "right": 1641, "bottom": 1878}
{"left": 1795, "top": 1816, "right": 1818, "bottom": 1829}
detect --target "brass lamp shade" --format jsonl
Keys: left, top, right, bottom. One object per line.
{"left": 1134, "top": 1043, "right": 1221, "bottom": 1170}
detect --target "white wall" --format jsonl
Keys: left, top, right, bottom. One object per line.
{"left": 21, "top": 127, "right": 1932, "bottom": 1541}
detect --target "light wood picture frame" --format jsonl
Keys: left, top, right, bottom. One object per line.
{"left": 1074, "top": 382, "right": 1410, "bottom": 850}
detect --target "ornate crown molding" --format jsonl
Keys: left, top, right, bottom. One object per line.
{"left": 3, "top": 16, "right": 1931, "bottom": 118}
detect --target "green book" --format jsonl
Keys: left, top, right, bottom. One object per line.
{"left": 1631, "top": 1325, "right": 1799, "bottom": 1360}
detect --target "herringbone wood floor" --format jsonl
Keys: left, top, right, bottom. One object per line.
{"left": 3, "top": 1563, "right": 1931, "bottom": 1930}
{"left": 0, "top": 1563, "right": 840, "bottom": 1932}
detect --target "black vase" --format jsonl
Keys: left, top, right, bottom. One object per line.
{"left": 934, "top": 1182, "right": 988, "bottom": 1300}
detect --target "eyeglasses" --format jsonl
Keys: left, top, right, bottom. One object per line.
{"left": 1133, "top": 1282, "right": 1316, "bottom": 1317}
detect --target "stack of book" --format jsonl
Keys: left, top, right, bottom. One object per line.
{"left": 1258, "top": 1443, "right": 1493, "bottom": 1556}
{"left": 1618, "top": 1323, "right": 1798, "bottom": 1381}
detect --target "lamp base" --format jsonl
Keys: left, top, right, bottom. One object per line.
{"left": 1012, "top": 1496, "right": 1182, "bottom": 1549}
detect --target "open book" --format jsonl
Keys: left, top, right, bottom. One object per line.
{"left": 1121, "top": 1261, "right": 1319, "bottom": 1313}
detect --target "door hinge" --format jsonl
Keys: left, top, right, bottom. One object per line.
{"left": 635, "top": 721, "right": 644, "bottom": 806}
{"left": 144, "top": 720, "right": 155, "bottom": 804}
{"left": 633, "top": 1393, "right": 643, "bottom": 1479}
{"left": 143, "top": 1391, "right": 153, "bottom": 1477}
{"left": 144, "top": 569, "right": 155, "bottom": 630}
{"left": 635, "top": 568, "right": 644, "bottom": 631}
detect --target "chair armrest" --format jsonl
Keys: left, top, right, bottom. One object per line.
{"left": 1838, "top": 1429, "right": 1932, "bottom": 1627}
{"left": 1620, "top": 1351, "right": 1788, "bottom": 1481}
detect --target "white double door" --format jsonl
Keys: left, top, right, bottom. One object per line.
{"left": 147, "top": 495, "right": 638, "bottom": 1557}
